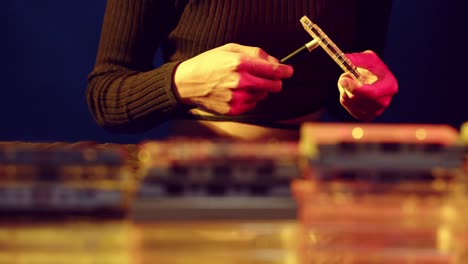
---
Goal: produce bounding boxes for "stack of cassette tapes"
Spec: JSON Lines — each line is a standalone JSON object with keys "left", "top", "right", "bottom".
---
{"left": 132, "top": 139, "right": 301, "bottom": 221}
{"left": 0, "top": 142, "right": 136, "bottom": 217}
{"left": 294, "top": 123, "right": 468, "bottom": 263}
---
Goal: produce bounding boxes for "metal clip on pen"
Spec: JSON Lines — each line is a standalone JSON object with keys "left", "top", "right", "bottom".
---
{"left": 280, "top": 39, "right": 319, "bottom": 64}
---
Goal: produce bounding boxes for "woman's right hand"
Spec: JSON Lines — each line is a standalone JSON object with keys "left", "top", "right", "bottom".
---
{"left": 173, "top": 43, "right": 294, "bottom": 115}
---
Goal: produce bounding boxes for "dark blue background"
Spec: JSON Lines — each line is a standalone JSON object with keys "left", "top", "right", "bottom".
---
{"left": 2, "top": 1, "right": 467, "bottom": 143}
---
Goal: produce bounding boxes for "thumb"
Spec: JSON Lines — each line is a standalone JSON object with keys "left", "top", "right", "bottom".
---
{"left": 338, "top": 75, "right": 359, "bottom": 98}
{"left": 339, "top": 77, "right": 356, "bottom": 93}
{"left": 222, "top": 43, "right": 279, "bottom": 63}
{"left": 339, "top": 78, "right": 350, "bottom": 90}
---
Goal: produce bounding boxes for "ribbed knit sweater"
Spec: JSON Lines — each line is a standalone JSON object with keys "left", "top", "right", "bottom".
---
{"left": 86, "top": 0, "right": 392, "bottom": 134}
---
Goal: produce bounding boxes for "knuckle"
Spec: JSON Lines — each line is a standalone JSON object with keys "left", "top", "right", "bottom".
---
{"left": 368, "top": 89, "right": 379, "bottom": 99}
{"left": 223, "top": 43, "right": 237, "bottom": 50}
{"left": 231, "top": 72, "right": 242, "bottom": 88}
{"left": 228, "top": 91, "right": 239, "bottom": 104}
{"left": 234, "top": 56, "right": 247, "bottom": 71}
{"left": 252, "top": 47, "right": 263, "bottom": 57}
{"left": 218, "top": 103, "right": 231, "bottom": 115}
{"left": 391, "top": 79, "right": 399, "bottom": 94}
{"left": 227, "top": 105, "right": 241, "bottom": 115}
{"left": 272, "top": 80, "right": 283, "bottom": 92}
{"left": 364, "top": 50, "right": 377, "bottom": 57}
{"left": 224, "top": 91, "right": 234, "bottom": 103}
{"left": 376, "top": 100, "right": 387, "bottom": 109}
{"left": 270, "top": 64, "right": 281, "bottom": 75}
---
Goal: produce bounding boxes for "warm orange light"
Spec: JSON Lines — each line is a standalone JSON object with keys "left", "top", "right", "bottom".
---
{"left": 415, "top": 128, "right": 427, "bottom": 141}
{"left": 137, "top": 150, "right": 151, "bottom": 163}
{"left": 351, "top": 127, "right": 364, "bottom": 140}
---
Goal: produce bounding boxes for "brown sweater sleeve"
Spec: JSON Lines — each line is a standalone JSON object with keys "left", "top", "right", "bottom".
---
{"left": 86, "top": 0, "right": 188, "bottom": 134}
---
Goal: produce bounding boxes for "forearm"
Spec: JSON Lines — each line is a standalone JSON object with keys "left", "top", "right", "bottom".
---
{"left": 86, "top": 62, "right": 193, "bottom": 134}
{"left": 86, "top": 0, "right": 189, "bottom": 133}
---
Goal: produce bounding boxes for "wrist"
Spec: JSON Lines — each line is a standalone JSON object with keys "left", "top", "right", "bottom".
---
{"left": 172, "top": 60, "right": 193, "bottom": 105}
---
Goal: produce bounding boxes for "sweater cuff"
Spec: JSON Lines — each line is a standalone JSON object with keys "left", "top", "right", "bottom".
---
{"left": 153, "top": 60, "right": 187, "bottom": 112}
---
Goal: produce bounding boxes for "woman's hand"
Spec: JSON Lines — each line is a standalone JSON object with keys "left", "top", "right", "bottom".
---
{"left": 338, "top": 50, "right": 398, "bottom": 121}
{"left": 173, "top": 43, "right": 294, "bottom": 115}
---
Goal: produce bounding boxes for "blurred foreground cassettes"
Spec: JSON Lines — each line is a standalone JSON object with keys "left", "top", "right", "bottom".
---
{"left": 0, "top": 122, "right": 467, "bottom": 263}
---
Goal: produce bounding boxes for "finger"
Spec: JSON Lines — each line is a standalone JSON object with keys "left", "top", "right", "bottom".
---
{"left": 346, "top": 50, "right": 380, "bottom": 69}
{"left": 354, "top": 77, "right": 398, "bottom": 100}
{"left": 339, "top": 91, "right": 387, "bottom": 121}
{"left": 238, "top": 57, "right": 293, "bottom": 80}
{"left": 338, "top": 74, "right": 377, "bottom": 98}
{"left": 338, "top": 74, "right": 362, "bottom": 94}
{"left": 340, "top": 89, "right": 387, "bottom": 112}
{"left": 340, "top": 95, "right": 375, "bottom": 121}
{"left": 346, "top": 50, "right": 390, "bottom": 77}
{"left": 339, "top": 72, "right": 397, "bottom": 100}
{"left": 231, "top": 90, "right": 268, "bottom": 104}
{"left": 227, "top": 101, "right": 257, "bottom": 115}
{"left": 222, "top": 43, "right": 279, "bottom": 63}
{"left": 195, "top": 99, "right": 231, "bottom": 115}
{"left": 237, "top": 73, "right": 283, "bottom": 93}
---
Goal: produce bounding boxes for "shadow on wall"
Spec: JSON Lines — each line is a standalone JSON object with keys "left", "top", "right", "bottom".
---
{"left": 0, "top": 0, "right": 466, "bottom": 143}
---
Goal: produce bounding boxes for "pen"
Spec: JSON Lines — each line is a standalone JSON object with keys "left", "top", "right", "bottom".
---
{"left": 280, "top": 39, "right": 319, "bottom": 64}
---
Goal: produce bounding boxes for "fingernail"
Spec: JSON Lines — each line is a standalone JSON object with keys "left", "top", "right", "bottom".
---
{"left": 287, "top": 65, "right": 294, "bottom": 76}
{"left": 340, "top": 79, "right": 349, "bottom": 89}
{"left": 268, "top": 56, "right": 279, "bottom": 63}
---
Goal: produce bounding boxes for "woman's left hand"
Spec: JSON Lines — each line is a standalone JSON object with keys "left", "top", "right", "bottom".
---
{"left": 338, "top": 50, "right": 398, "bottom": 121}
